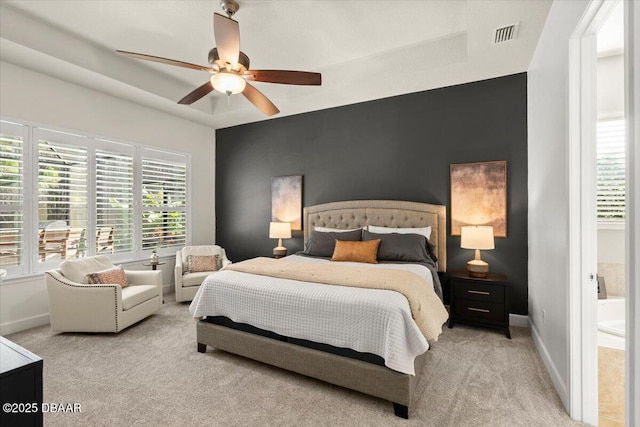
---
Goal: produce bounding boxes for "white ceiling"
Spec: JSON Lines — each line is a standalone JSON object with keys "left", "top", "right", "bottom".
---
{"left": 0, "top": 0, "right": 552, "bottom": 129}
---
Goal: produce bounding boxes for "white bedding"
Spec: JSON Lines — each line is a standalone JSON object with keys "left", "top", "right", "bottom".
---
{"left": 189, "top": 255, "right": 433, "bottom": 375}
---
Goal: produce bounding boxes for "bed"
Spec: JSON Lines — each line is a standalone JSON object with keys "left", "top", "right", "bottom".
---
{"left": 191, "top": 200, "right": 447, "bottom": 418}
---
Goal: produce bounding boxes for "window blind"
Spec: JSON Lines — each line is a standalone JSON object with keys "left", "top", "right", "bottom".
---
{"left": 38, "top": 139, "right": 88, "bottom": 261}
{"left": 141, "top": 157, "right": 187, "bottom": 250}
{"left": 596, "top": 119, "right": 625, "bottom": 220}
{"left": 96, "top": 150, "right": 134, "bottom": 254}
{"left": 0, "top": 124, "right": 24, "bottom": 268}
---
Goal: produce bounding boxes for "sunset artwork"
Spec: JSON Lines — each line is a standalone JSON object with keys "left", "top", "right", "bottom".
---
{"left": 271, "top": 175, "right": 302, "bottom": 231}
{"left": 450, "top": 161, "right": 507, "bottom": 237}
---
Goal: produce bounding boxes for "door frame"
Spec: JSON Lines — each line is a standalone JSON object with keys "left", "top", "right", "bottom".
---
{"left": 568, "top": 0, "right": 639, "bottom": 425}
{"left": 623, "top": 1, "right": 640, "bottom": 424}
{"left": 567, "top": 2, "right": 603, "bottom": 423}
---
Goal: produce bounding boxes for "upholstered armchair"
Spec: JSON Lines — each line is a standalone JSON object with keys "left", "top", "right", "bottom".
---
{"left": 45, "top": 256, "right": 163, "bottom": 333}
{"left": 175, "top": 245, "right": 231, "bottom": 302}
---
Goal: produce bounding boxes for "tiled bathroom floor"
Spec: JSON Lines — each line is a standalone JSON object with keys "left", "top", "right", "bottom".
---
{"left": 599, "top": 346, "right": 625, "bottom": 426}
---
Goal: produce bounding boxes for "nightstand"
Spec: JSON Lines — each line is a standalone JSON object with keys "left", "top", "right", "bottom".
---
{"left": 447, "top": 271, "right": 510, "bottom": 339}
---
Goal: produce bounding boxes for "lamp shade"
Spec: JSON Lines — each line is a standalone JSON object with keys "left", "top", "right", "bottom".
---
{"left": 269, "top": 222, "right": 291, "bottom": 239}
{"left": 210, "top": 71, "right": 246, "bottom": 94}
{"left": 460, "top": 226, "right": 495, "bottom": 250}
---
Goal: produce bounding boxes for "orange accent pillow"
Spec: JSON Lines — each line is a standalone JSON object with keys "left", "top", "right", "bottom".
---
{"left": 331, "top": 239, "right": 380, "bottom": 264}
{"left": 86, "top": 266, "right": 128, "bottom": 288}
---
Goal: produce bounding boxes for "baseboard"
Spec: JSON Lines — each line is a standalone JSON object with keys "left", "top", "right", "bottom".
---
{"left": 529, "top": 321, "right": 569, "bottom": 410}
{"left": 163, "top": 283, "right": 174, "bottom": 294}
{"left": 0, "top": 313, "right": 50, "bottom": 336}
{"left": 509, "top": 313, "right": 529, "bottom": 327}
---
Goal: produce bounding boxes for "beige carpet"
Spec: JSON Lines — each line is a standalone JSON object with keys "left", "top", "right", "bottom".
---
{"left": 7, "top": 296, "right": 582, "bottom": 427}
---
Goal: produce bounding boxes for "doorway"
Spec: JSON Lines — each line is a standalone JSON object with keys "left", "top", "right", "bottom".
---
{"left": 568, "top": 0, "right": 639, "bottom": 425}
{"left": 595, "top": 3, "right": 625, "bottom": 425}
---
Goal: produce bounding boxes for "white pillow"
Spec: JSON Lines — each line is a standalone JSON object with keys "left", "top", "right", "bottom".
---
{"left": 313, "top": 226, "right": 362, "bottom": 233}
{"left": 60, "top": 255, "right": 114, "bottom": 284}
{"left": 367, "top": 225, "right": 432, "bottom": 240}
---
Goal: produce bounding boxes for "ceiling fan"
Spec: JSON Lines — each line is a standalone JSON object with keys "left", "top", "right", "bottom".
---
{"left": 116, "top": 0, "right": 321, "bottom": 117}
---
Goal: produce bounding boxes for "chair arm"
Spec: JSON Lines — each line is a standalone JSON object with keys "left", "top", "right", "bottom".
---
{"left": 125, "top": 269, "right": 161, "bottom": 285}
{"left": 175, "top": 251, "right": 183, "bottom": 288}
{"left": 125, "top": 269, "right": 162, "bottom": 294}
{"left": 45, "top": 270, "right": 121, "bottom": 332}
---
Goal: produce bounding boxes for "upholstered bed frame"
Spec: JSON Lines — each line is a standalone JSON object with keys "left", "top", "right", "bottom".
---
{"left": 303, "top": 199, "right": 446, "bottom": 272}
{"left": 196, "top": 200, "right": 447, "bottom": 418}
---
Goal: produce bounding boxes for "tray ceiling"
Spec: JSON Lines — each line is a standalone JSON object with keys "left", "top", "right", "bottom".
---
{"left": 0, "top": 1, "right": 552, "bottom": 129}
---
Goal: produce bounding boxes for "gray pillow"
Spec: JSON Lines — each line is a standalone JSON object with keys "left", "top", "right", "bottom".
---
{"left": 304, "top": 229, "right": 362, "bottom": 257}
{"left": 362, "top": 230, "right": 433, "bottom": 263}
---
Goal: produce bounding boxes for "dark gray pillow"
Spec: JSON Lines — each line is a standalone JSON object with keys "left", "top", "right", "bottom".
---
{"left": 425, "top": 238, "right": 438, "bottom": 263}
{"left": 304, "top": 229, "right": 362, "bottom": 257}
{"left": 362, "top": 230, "right": 433, "bottom": 263}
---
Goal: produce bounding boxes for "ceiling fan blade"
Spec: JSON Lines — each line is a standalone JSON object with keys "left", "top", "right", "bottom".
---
{"left": 242, "top": 82, "right": 279, "bottom": 116}
{"left": 178, "top": 81, "right": 214, "bottom": 105}
{"left": 246, "top": 70, "right": 322, "bottom": 86}
{"left": 213, "top": 13, "right": 240, "bottom": 69}
{"left": 116, "top": 50, "right": 215, "bottom": 73}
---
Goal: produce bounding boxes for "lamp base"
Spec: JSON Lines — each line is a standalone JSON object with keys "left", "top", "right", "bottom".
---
{"left": 273, "top": 246, "right": 287, "bottom": 257}
{"left": 467, "top": 259, "right": 489, "bottom": 278}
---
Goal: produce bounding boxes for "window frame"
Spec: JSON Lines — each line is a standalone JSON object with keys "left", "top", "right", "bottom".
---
{"left": 0, "top": 121, "right": 31, "bottom": 277}
{"left": 34, "top": 128, "right": 91, "bottom": 273}
{"left": 0, "top": 117, "right": 191, "bottom": 280}
{"left": 140, "top": 148, "right": 190, "bottom": 258}
{"left": 94, "top": 138, "right": 137, "bottom": 263}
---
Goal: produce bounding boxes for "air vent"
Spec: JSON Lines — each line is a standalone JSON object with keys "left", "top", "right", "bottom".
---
{"left": 493, "top": 23, "right": 519, "bottom": 44}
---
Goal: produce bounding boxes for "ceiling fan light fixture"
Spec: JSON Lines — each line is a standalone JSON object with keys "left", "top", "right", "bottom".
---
{"left": 210, "top": 71, "right": 246, "bottom": 95}
{"left": 117, "top": 1, "right": 320, "bottom": 114}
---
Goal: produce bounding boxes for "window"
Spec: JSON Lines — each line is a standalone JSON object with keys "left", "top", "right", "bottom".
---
{"left": 596, "top": 119, "right": 625, "bottom": 221}
{"left": 0, "top": 122, "right": 26, "bottom": 274}
{"left": 37, "top": 135, "right": 88, "bottom": 263}
{"left": 96, "top": 147, "right": 134, "bottom": 255}
{"left": 0, "top": 119, "right": 190, "bottom": 278}
{"left": 141, "top": 153, "right": 187, "bottom": 252}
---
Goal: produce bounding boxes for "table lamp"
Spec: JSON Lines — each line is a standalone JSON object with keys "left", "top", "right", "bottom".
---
{"left": 460, "top": 225, "right": 495, "bottom": 278}
{"left": 269, "top": 222, "right": 291, "bottom": 257}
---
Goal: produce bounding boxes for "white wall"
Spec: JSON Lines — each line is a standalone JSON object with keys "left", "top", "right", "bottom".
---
{"left": 527, "top": 0, "right": 590, "bottom": 412}
{"left": 597, "top": 54, "right": 624, "bottom": 117}
{"left": 598, "top": 228, "right": 626, "bottom": 263}
{"left": 0, "top": 61, "right": 216, "bottom": 335}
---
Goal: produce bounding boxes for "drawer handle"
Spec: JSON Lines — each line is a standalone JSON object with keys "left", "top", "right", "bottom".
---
{"left": 468, "top": 307, "right": 490, "bottom": 313}
{"left": 468, "top": 290, "right": 490, "bottom": 295}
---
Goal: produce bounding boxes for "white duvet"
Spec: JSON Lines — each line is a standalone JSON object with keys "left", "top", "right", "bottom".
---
{"left": 189, "top": 255, "right": 433, "bottom": 375}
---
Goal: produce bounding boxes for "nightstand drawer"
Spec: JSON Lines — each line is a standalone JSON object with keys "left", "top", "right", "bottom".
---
{"left": 455, "top": 281, "right": 504, "bottom": 303}
{"left": 448, "top": 271, "right": 510, "bottom": 338}
{"left": 454, "top": 300, "right": 505, "bottom": 323}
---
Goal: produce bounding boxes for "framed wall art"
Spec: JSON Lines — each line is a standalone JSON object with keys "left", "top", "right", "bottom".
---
{"left": 271, "top": 175, "right": 302, "bottom": 231}
{"left": 450, "top": 161, "right": 507, "bottom": 237}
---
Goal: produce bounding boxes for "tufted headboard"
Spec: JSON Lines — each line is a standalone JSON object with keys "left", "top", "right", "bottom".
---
{"left": 303, "top": 200, "right": 447, "bottom": 272}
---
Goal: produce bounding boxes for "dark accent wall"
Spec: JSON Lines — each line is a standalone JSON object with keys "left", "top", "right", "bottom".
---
{"left": 216, "top": 73, "right": 528, "bottom": 314}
